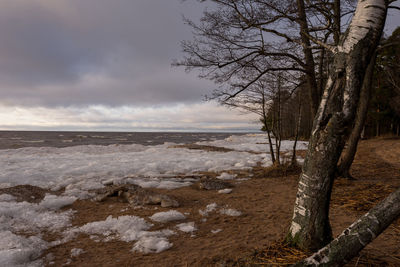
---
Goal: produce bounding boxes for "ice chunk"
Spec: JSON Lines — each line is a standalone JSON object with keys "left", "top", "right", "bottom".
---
{"left": 217, "top": 172, "right": 236, "bottom": 180}
{"left": 40, "top": 194, "right": 76, "bottom": 210}
{"left": 0, "top": 201, "right": 74, "bottom": 233}
{"left": 72, "top": 215, "right": 152, "bottom": 242}
{"left": 199, "top": 203, "right": 218, "bottom": 216}
{"left": 176, "top": 222, "right": 196, "bottom": 233}
{"left": 0, "top": 194, "right": 16, "bottom": 202}
{"left": 149, "top": 210, "right": 186, "bottom": 223}
{"left": 132, "top": 235, "right": 172, "bottom": 254}
{"left": 211, "top": 229, "right": 222, "bottom": 234}
{"left": 70, "top": 248, "right": 84, "bottom": 257}
{"left": 0, "top": 231, "right": 48, "bottom": 267}
{"left": 218, "top": 189, "right": 232, "bottom": 194}
{"left": 219, "top": 208, "right": 242, "bottom": 217}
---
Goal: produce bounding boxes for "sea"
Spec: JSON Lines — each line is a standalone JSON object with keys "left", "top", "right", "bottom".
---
{"left": 0, "top": 131, "right": 246, "bottom": 150}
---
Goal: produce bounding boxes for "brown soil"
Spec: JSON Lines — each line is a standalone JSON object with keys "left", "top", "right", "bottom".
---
{"left": 6, "top": 138, "right": 400, "bottom": 266}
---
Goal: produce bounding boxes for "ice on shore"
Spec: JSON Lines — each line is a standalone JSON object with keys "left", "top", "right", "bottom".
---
{"left": 199, "top": 203, "right": 218, "bottom": 216}
{"left": 0, "top": 134, "right": 308, "bottom": 265}
{"left": 197, "top": 134, "right": 308, "bottom": 153}
{"left": 0, "top": 138, "right": 269, "bottom": 195}
{"left": 40, "top": 194, "right": 76, "bottom": 210}
{"left": 176, "top": 222, "right": 197, "bottom": 233}
{"left": 0, "top": 134, "right": 307, "bottom": 199}
{"left": 132, "top": 234, "right": 172, "bottom": 254}
{"left": 216, "top": 172, "right": 236, "bottom": 180}
{"left": 64, "top": 215, "right": 175, "bottom": 254}
{"left": 219, "top": 208, "right": 242, "bottom": 217}
{"left": 0, "top": 194, "right": 16, "bottom": 202}
{"left": 149, "top": 210, "right": 186, "bottom": 223}
{"left": 218, "top": 188, "right": 233, "bottom": 194}
{"left": 0, "top": 197, "right": 74, "bottom": 234}
{"left": 0, "top": 194, "right": 76, "bottom": 266}
{"left": 70, "top": 248, "right": 84, "bottom": 257}
{"left": 0, "top": 231, "right": 47, "bottom": 267}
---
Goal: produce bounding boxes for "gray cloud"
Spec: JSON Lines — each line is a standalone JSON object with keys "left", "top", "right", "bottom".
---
{"left": 0, "top": 0, "right": 213, "bottom": 107}
{"left": 0, "top": 0, "right": 397, "bottom": 110}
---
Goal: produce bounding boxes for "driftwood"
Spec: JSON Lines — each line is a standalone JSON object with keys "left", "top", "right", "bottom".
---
{"left": 197, "top": 179, "right": 233, "bottom": 190}
{"left": 93, "top": 184, "right": 179, "bottom": 208}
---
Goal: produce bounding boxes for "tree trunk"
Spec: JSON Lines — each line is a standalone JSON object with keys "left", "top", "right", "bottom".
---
{"left": 262, "top": 92, "right": 276, "bottom": 163}
{"left": 337, "top": 54, "right": 376, "bottom": 179}
{"left": 296, "top": 0, "right": 320, "bottom": 118}
{"left": 294, "top": 186, "right": 400, "bottom": 266}
{"left": 287, "top": 0, "right": 388, "bottom": 251}
{"left": 291, "top": 99, "right": 302, "bottom": 166}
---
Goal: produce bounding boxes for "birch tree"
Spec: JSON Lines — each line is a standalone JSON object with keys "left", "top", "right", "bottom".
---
{"left": 287, "top": 0, "right": 391, "bottom": 250}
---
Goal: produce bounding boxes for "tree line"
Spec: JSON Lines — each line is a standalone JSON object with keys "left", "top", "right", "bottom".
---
{"left": 177, "top": 0, "right": 400, "bottom": 264}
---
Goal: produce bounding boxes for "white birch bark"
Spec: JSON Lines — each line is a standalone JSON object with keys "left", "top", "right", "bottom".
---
{"left": 287, "top": 0, "right": 389, "bottom": 250}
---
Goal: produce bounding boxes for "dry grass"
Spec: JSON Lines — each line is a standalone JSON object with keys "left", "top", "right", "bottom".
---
{"left": 332, "top": 180, "right": 396, "bottom": 212}
{"left": 245, "top": 241, "right": 310, "bottom": 266}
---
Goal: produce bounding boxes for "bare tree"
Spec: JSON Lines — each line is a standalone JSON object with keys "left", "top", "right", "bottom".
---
{"left": 221, "top": 73, "right": 293, "bottom": 165}
{"left": 176, "top": 0, "right": 353, "bottom": 118}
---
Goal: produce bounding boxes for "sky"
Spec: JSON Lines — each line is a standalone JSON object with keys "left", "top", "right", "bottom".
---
{"left": 0, "top": 0, "right": 398, "bottom": 132}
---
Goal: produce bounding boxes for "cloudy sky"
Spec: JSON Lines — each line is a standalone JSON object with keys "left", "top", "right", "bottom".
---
{"left": 0, "top": 0, "right": 398, "bottom": 132}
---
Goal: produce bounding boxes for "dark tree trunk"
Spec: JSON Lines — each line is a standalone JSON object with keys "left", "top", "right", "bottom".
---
{"left": 287, "top": 0, "right": 388, "bottom": 251}
{"left": 296, "top": 0, "right": 320, "bottom": 118}
{"left": 294, "top": 186, "right": 400, "bottom": 266}
{"left": 291, "top": 100, "right": 302, "bottom": 166}
{"left": 261, "top": 91, "right": 276, "bottom": 164}
{"left": 337, "top": 54, "right": 376, "bottom": 179}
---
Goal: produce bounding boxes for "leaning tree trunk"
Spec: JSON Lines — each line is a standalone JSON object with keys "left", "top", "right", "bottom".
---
{"left": 337, "top": 54, "right": 376, "bottom": 179}
{"left": 294, "top": 186, "right": 400, "bottom": 266}
{"left": 287, "top": 0, "right": 388, "bottom": 251}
